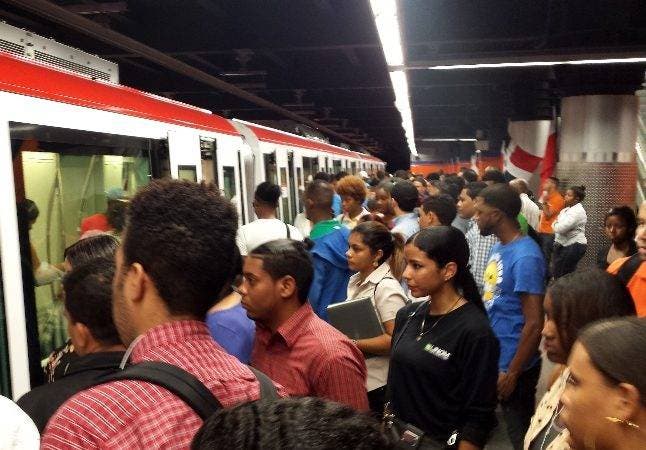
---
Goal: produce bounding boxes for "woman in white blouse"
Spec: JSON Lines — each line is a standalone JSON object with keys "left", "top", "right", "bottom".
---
{"left": 345, "top": 220, "right": 408, "bottom": 414}
{"left": 552, "top": 185, "right": 587, "bottom": 279}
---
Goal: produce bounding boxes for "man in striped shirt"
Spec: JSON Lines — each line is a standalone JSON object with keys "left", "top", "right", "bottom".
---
{"left": 241, "top": 239, "right": 369, "bottom": 411}
{"left": 42, "top": 180, "right": 282, "bottom": 449}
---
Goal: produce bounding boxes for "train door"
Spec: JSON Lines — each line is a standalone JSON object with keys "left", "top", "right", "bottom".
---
{"left": 293, "top": 153, "right": 305, "bottom": 214}
{"left": 351, "top": 161, "right": 357, "bottom": 175}
{"left": 216, "top": 142, "right": 244, "bottom": 226}
{"left": 5, "top": 122, "right": 169, "bottom": 395}
{"left": 0, "top": 248, "right": 11, "bottom": 398}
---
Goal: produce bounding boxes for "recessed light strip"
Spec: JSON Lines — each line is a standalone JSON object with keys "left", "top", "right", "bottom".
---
{"left": 370, "top": 0, "right": 417, "bottom": 156}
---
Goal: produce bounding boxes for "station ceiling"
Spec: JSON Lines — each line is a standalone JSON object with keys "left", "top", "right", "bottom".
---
{"left": 1, "top": 0, "right": 646, "bottom": 168}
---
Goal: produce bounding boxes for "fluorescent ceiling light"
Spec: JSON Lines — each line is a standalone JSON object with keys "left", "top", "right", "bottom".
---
{"left": 425, "top": 57, "right": 646, "bottom": 70}
{"left": 370, "top": 1, "right": 417, "bottom": 156}
{"left": 419, "top": 138, "right": 477, "bottom": 142}
{"left": 389, "top": 70, "right": 418, "bottom": 156}
{"left": 369, "top": 0, "right": 404, "bottom": 66}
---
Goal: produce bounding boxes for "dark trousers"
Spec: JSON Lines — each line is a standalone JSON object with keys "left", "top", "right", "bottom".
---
{"left": 552, "top": 243, "right": 587, "bottom": 279}
{"left": 538, "top": 233, "right": 555, "bottom": 279}
{"left": 500, "top": 362, "right": 541, "bottom": 450}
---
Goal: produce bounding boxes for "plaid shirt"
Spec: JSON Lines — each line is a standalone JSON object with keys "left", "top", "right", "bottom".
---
{"left": 42, "top": 320, "right": 281, "bottom": 449}
{"left": 252, "top": 302, "right": 369, "bottom": 410}
{"left": 465, "top": 219, "right": 498, "bottom": 294}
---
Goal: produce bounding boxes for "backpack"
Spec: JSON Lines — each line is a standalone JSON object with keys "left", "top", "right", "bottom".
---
{"left": 96, "top": 361, "right": 278, "bottom": 420}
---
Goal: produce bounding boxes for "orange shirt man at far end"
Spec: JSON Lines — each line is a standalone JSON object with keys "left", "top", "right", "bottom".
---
{"left": 607, "top": 200, "right": 646, "bottom": 317}
{"left": 538, "top": 177, "right": 565, "bottom": 234}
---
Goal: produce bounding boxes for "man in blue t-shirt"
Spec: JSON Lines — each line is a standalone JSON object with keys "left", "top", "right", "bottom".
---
{"left": 475, "top": 183, "right": 545, "bottom": 450}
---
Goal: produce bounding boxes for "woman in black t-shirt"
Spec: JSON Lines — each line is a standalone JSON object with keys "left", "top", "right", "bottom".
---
{"left": 386, "top": 226, "right": 499, "bottom": 449}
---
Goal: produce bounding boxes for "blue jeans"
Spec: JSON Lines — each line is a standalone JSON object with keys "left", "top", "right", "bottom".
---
{"left": 500, "top": 362, "right": 541, "bottom": 450}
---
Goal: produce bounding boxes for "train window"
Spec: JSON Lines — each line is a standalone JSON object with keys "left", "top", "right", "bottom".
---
{"left": 351, "top": 162, "right": 357, "bottom": 174}
{"left": 10, "top": 122, "right": 168, "bottom": 379}
{"left": 333, "top": 160, "right": 342, "bottom": 174}
{"left": 222, "top": 166, "right": 236, "bottom": 200}
{"left": 200, "top": 137, "right": 218, "bottom": 186}
{"left": 264, "top": 153, "right": 278, "bottom": 185}
{"left": 0, "top": 261, "right": 10, "bottom": 397}
{"left": 178, "top": 165, "right": 197, "bottom": 182}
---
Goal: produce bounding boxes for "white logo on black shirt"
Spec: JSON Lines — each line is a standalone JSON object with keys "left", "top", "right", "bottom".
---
{"left": 423, "top": 343, "right": 451, "bottom": 360}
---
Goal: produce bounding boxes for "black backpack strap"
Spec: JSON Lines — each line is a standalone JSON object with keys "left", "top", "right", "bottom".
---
{"left": 285, "top": 222, "right": 291, "bottom": 239}
{"left": 101, "top": 361, "right": 221, "bottom": 420}
{"left": 248, "top": 366, "right": 279, "bottom": 401}
{"left": 616, "top": 254, "right": 642, "bottom": 286}
{"left": 97, "top": 361, "right": 279, "bottom": 420}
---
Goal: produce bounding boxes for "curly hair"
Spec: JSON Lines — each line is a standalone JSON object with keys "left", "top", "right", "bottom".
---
{"left": 122, "top": 179, "right": 238, "bottom": 318}
{"left": 336, "top": 175, "right": 368, "bottom": 203}
{"left": 191, "top": 397, "right": 395, "bottom": 450}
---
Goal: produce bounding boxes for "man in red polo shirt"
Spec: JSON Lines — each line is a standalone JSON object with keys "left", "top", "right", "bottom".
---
{"left": 42, "top": 180, "right": 280, "bottom": 449}
{"left": 241, "top": 239, "right": 369, "bottom": 410}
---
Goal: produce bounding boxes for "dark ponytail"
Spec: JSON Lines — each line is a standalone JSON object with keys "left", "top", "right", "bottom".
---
{"left": 569, "top": 185, "right": 586, "bottom": 203}
{"left": 352, "top": 221, "right": 405, "bottom": 280}
{"left": 408, "top": 227, "right": 485, "bottom": 312}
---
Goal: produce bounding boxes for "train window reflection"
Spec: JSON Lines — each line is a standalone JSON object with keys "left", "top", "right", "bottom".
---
{"left": 222, "top": 166, "right": 236, "bottom": 200}
{"left": 10, "top": 122, "right": 169, "bottom": 383}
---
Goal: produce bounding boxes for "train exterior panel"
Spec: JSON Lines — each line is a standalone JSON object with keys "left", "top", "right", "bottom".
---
{"left": 0, "top": 51, "right": 383, "bottom": 398}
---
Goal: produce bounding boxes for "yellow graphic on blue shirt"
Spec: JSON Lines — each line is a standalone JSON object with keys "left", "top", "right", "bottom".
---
{"left": 482, "top": 253, "right": 503, "bottom": 308}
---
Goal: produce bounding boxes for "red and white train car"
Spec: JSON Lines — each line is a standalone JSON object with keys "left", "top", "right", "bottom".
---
{"left": 0, "top": 51, "right": 384, "bottom": 398}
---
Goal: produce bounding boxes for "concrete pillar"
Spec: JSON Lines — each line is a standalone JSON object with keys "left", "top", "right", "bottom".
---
{"left": 556, "top": 94, "right": 639, "bottom": 268}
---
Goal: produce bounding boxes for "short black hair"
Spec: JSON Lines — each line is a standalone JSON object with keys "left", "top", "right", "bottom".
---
{"left": 426, "top": 172, "right": 440, "bottom": 181}
{"left": 24, "top": 199, "right": 39, "bottom": 222}
{"left": 548, "top": 269, "right": 635, "bottom": 357}
{"left": 567, "top": 185, "right": 586, "bottom": 202}
{"left": 123, "top": 179, "right": 238, "bottom": 318}
{"left": 313, "top": 172, "right": 330, "bottom": 182}
{"left": 463, "top": 181, "right": 488, "bottom": 200}
{"left": 64, "top": 234, "right": 119, "bottom": 268}
{"left": 249, "top": 239, "right": 314, "bottom": 303}
{"left": 605, "top": 206, "right": 637, "bottom": 237}
{"left": 394, "top": 169, "right": 410, "bottom": 179}
{"left": 191, "top": 397, "right": 395, "bottom": 450}
{"left": 63, "top": 257, "right": 120, "bottom": 345}
{"left": 254, "top": 181, "right": 281, "bottom": 208}
{"left": 478, "top": 183, "right": 522, "bottom": 220}
{"left": 305, "top": 180, "right": 334, "bottom": 210}
{"left": 335, "top": 171, "right": 349, "bottom": 181}
{"left": 390, "top": 180, "right": 418, "bottom": 212}
{"left": 422, "top": 194, "right": 457, "bottom": 226}
{"left": 481, "top": 169, "right": 506, "bottom": 184}
{"left": 460, "top": 168, "right": 478, "bottom": 183}
{"left": 548, "top": 176, "right": 560, "bottom": 185}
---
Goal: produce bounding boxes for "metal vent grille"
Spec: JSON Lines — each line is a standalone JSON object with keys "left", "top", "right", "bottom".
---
{"left": 0, "top": 38, "right": 24, "bottom": 56}
{"left": 34, "top": 50, "right": 111, "bottom": 82}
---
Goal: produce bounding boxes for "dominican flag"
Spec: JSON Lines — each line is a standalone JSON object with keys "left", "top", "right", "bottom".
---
{"left": 503, "top": 120, "right": 557, "bottom": 188}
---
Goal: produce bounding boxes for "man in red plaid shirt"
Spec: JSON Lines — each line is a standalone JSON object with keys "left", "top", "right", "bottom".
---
{"left": 42, "top": 180, "right": 282, "bottom": 449}
{"left": 241, "top": 239, "right": 368, "bottom": 411}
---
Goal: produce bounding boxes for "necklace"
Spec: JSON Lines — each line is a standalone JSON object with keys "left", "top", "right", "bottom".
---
{"left": 539, "top": 403, "right": 564, "bottom": 450}
{"left": 416, "top": 296, "right": 463, "bottom": 341}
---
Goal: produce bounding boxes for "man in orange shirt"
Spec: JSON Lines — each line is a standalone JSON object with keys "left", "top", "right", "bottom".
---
{"left": 537, "top": 177, "right": 565, "bottom": 278}
{"left": 607, "top": 201, "right": 646, "bottom": 316}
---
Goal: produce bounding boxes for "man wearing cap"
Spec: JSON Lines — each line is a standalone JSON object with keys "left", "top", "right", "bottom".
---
{"left": 80, "top": 188, "right": 128, "bottom": 236}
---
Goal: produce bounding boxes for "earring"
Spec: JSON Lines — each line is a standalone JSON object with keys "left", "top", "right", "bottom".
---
{"left": 605, "top": 417, "right": 640, "bottom": 429}
{"left": 373, "top": 261, "right": 379, "bottom": 268}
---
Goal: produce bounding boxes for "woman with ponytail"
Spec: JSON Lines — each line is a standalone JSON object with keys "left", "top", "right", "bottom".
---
{"left": 345, "top": 221, "right": 408, "bottom": 414}
{"left": 385, "top": 226, "right": 499, "bottom": 450}
{"left": 552, "top": 185, "right": 587, "bottom": 279}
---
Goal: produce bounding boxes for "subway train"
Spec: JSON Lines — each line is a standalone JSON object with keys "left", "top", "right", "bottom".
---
{"left": 0, "top": 51, "right": 384, "bottom": 398}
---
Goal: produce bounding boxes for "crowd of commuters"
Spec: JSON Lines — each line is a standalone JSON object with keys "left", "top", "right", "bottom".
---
{"left": 3, "top": 165, "right": 646, "bottom": 450}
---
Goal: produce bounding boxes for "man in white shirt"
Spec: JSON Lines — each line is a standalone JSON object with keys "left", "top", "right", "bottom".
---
{"left": 237, "top": 182, "right": 303, "bottom": 256}
{"left": 510, "top": 178, "right": 540, "bottom": 231}
{"left": 0, "top": 395, "right": 39, "bottom": 449}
